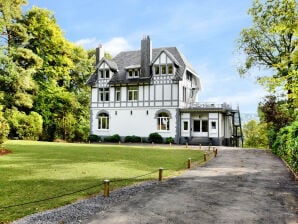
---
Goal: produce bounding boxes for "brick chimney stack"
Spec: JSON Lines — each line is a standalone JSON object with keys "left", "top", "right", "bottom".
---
{"left": 96, "top": 44, "right": 104, "bottom": 65}
{"left": 140, "top": 35, "right": 152, "bottom": 77}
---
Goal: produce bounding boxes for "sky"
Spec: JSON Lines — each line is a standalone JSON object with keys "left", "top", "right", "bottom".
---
{"left": 24, "top": 0, "right": 267, "bottom": 113}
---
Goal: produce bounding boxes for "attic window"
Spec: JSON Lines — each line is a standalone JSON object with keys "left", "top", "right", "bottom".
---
{"left": 99, "top": 69, "right": 110, "bottom": 79}
{"left": 161, "top": 65, "right": 166, "bottom": 74}
{"left": 168, "top": 64, "right": 173, "bottom": 74}
{"left": 127, "top": 69, "right": 140, "bottom": 78}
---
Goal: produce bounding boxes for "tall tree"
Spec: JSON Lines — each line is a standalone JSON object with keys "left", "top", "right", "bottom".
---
{"left": 21, "top": 7, "right": 92, "bottom": 141}
{"left": 237, "top": 0, "right": 298, "bottom": 111}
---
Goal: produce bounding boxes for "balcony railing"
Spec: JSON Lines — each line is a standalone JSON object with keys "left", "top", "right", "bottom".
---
{"left": 182, "top": 102, "right": 232, "bottom": 110}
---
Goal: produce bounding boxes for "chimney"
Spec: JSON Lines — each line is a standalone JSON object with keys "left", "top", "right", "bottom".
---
{"left": 96, "top": 44, "right": 104, "bottom": 65}
{"left": 140, "top": 35, "right": 152, "bottom": 77}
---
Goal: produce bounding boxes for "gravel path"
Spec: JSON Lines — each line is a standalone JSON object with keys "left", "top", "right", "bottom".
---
{"left": 14, "top": 148, "right": 298, "bottom": 224}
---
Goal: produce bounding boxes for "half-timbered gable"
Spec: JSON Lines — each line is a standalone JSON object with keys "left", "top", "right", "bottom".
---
{"left": 86, "top": 36, "right": 243, "bottom": 146}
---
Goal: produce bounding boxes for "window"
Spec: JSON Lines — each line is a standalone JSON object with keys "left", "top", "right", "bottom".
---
{"left": 155, "top": 65, "right": 159, "bottom": 75}
{"left": 98, "top": 113, "right": 109, "bottom": 130}
{"left": 211, "top": 121, "right": 216, "bottom": 129}
{"left": 186, "top": 72, "right": 192, "bottom": 81}
{"left": 193, "top": 120, "right": 208, "bottom": 132}
{"left": 168, "top": 64, "right": 173, "bottom": 74}
{"left": 127, "top": 69, "right": 140, "bottom": 78}
{"left": 128, "top": 86, "right": 138, "bottom": 101}
{"left": 99, "top": 88, "right": 109, "bottom": 101}
{"left": 115, "top": 87, "right": 121, "bottom": 101}
{"left": 183, "top": 121, "right": 188, "bottom": 131}
{"left": 202, "top": 120, "right": 208, "bottom": 132}
{"left": 161, "top": 65, "right": 166, "bottom": 74}
{"left": 99, "top": 69, "right": 110, "bottom": 79}
{"left": 157, "top": 112, "right": 170, "bottom": 131}
{"left": 193, "top": 120, "right": 200, "bottom": 132}
{"left": 183, "top": 87, "right": 187, "bottom": 102}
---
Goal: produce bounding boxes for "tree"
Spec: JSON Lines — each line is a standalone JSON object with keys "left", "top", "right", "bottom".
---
{"left": 21, "top": 7, "right": 93, "bottom": 141}
{"left": 243, "top": 119, "right": 269, "bottom": 148}
{"left": 237, "top": 0, "right": 298, "bottom": 111}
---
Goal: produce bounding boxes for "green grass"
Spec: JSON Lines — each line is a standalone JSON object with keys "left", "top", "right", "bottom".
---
{"left": 0, "top": 140, "right": 205, "bottom": 222}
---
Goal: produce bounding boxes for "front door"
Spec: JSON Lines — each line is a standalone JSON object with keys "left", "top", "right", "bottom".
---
{"left": 192, "top": 119, "right": 208, "bottom": 137}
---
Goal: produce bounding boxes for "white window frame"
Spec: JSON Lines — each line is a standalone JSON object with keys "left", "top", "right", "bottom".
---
{"left": 115, "top": 87, "right": 121, "bottom": 102}
{"left": 128, "top": 86, "right": 138, "bottom": 101}
{"left": 99, "top": 88, "right": 109, "bottom": 102}
{"left": 157, "top": 112, "right": 170, "bottom": 131}
{"left": 99, "top": 69, "right": 110, "bottom": 79}
{"left": 127, "top": 69, "right": 140, "bottom": 78}
{"left": 98, "top": 113, "right": 109, "bottom": 130}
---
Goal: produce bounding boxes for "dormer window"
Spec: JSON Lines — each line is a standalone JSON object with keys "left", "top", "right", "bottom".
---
{"left": 127, "top": 68, "right": 140, "bottom": 78}
{"left": 168, "top": 64, "right": 173, "bottom": 74}
{"left": 99, "top": 69, "right": 110, "bottom": 79}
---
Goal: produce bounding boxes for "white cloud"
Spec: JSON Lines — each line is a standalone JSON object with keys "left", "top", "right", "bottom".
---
{"left": 75, "top": 38, "right": 98, "bottom": 49}
{"left": 103, "top": 37, "right": 132, "bottom": 56}
{"left": 75, "top": 37, "right": 132, "bottom": 56}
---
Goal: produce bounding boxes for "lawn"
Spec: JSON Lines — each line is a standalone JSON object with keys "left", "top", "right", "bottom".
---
{"left": 0, "top": 140, "right": 205, "bottom": 222}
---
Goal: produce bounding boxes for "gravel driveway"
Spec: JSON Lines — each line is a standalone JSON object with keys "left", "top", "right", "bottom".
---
{"left": 15, "top": 148, "right": 298, "bottom": 224}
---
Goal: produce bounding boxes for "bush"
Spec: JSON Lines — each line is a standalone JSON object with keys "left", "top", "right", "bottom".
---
{"left": 272, "top": 121, "right": 298, "bottom": 172}
{"left": 166, "top": 137, "right": 175, "bottom": 144}
{"left": 104, "top": 134, "right": 120, "bottom": 143}
{"left": 5, "top": 109, "right": 43, "bottom": 140}
{"left": 0, "top": 114, "right": 10, "bottom": 144}
{"left": 124, "top": 135, "right": 142, "bottom": 143}
{"left": 148, "top": 132, "right": 163, "bottom": 143}
{"left": 88, "top": 134, "right": 101, "bottom": 143}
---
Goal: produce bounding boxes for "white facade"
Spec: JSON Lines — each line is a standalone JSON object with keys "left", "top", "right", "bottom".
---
{"left": 87, "top": 36, "right": 242, "bottom": 146}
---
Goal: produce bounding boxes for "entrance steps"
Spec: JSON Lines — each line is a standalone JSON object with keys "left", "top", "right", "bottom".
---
{"left": 189, "top": 137, "right": 211, "bottom": 146}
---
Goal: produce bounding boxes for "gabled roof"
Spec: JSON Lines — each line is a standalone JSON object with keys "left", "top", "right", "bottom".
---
{"left": 109, "top": 47, "right": 195, "bottom": 85}
{"left": 86, "top": 46, "right": 199, "bottom": 86}
{"left": 86, "top": 58, "right": 118, "bottom": 85}
{"left": 95, "top": 58, "right": 118, "bottom": 72}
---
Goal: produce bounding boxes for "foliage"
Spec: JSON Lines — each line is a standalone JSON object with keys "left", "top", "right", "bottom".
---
{"left": 0, "top": 140, "right": 204, "bottom": 222}
{"left": 165, "top": 137, "right": 175, "bottom": 144}
{"left": 272, "top": 121, "right": 298, "bottom": 172}
{"left": 148, "top": 132, "right": 163, "bottom": 143}
{"left": 237, "top": 0, "right": 298, "bottom": 111}
{"left": 87, "top": 134, "right": 101, "bottom": 143}
{"left": 124, "top": 135, "right": 142, "bottom": 143}
{"left": 104, "top": 134, "right": 121, "bottom": 143}
{"left": 243, "top": 120, "right": 268, "bottom": 148}
{"left": 5, "top": 109, "right": 43, "bottom": 140}
{"left": 0, "top": 113, "right": 10, "bottom": 144}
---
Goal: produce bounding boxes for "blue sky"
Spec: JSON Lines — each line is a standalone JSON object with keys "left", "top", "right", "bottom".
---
{"left": 25, "top": 0, "right": 267, "bottom": 113}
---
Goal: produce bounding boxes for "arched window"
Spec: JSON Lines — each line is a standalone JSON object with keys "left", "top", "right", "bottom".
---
{"left": 98, "top": 113, "right": 109, "bottom": 130}
{"left": 157, "top": 112, "right": 170, "bottom": 131}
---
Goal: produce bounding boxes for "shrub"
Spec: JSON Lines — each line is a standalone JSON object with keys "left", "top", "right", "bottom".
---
{"left": 104, "top": 134, "right": 120, "bottom": 143}
{"left": 272, "top": 121, "right": 298, "bottom": 172}
{"left": 0, "top": 114, "right": 10, "bottom": 144}
{"left": 124, "top": 135, "right": 142, "bottom": 143}
{"left": 166, "top": 137, "right": 175, "bottom": 144}
{"left": 148, "top": 132, "right": 163, "bottom": 143}
{"left": 5, "top": 109, "right": 43, "bottom": 140}
{"left": 88, "top": 134, "right": 101, "bottom": 143}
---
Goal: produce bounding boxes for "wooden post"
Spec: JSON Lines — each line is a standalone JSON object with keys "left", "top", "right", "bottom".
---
{"left": 204, "top": 153, "right": 207, "bottom": 162}
{"left": 208, "top": 144, "right": 211, "bottom": 151}
{"left": 159, "top": 168, "right": 163, "bottom": 181}
{"left": 186, "top": 142, "right": 188, "bottom": 148}
{"left": 103, "top": 180, "right": 110, "bottom": 197}
{"left": 214, "top": 148, "right": 218, "bottom": 157}
{"left": 188, "top": 158, "right": 191, "bottom": 168}
{"left": 199, "top": 144, "right": 201, "bottom": 150}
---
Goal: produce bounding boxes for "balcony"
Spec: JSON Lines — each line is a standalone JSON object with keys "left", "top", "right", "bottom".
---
{"left": 182, "top": 102, "right": 232, "bottom": 110}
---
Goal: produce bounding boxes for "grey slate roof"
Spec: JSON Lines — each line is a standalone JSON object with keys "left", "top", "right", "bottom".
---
{"left": 86, "top": 47, "right": 198, "bottom": 86}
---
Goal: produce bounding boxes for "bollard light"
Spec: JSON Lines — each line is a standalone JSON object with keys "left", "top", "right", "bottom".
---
{"left": 103, "top": 180, "right": 110, "bottom": 197}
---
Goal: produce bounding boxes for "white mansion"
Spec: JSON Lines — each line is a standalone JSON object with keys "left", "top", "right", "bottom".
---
{"left": 86, "top": 36, "right": 242, "bottom": 146}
